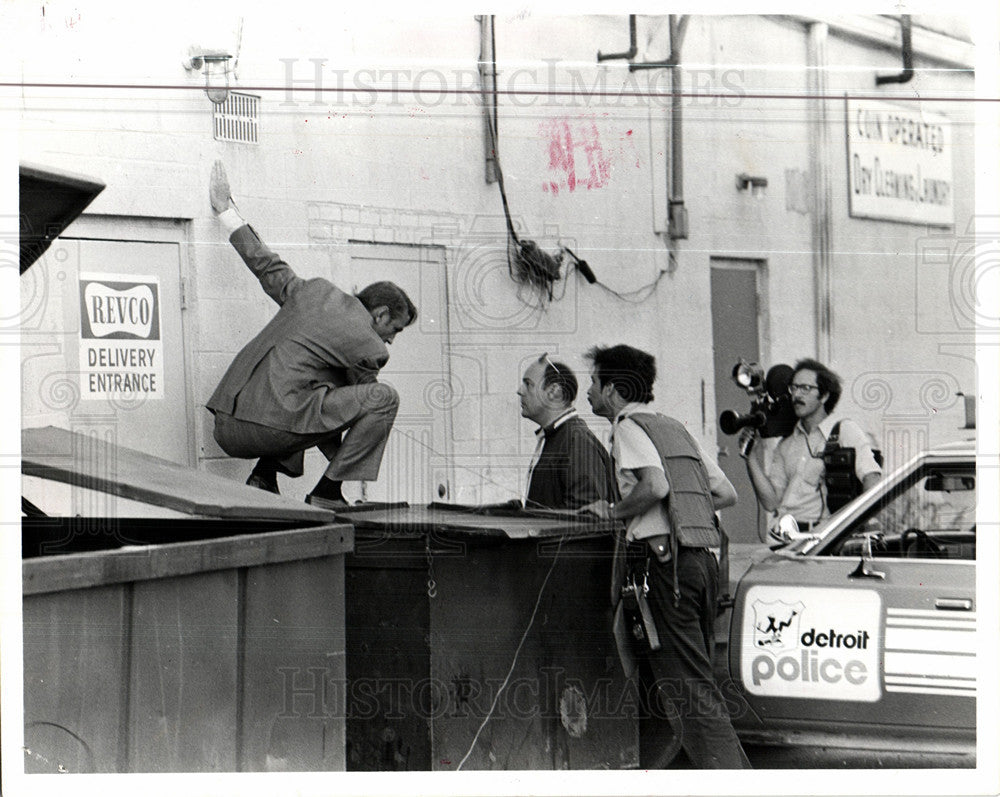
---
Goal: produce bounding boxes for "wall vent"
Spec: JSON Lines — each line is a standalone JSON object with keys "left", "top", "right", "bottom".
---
{"left": 213, "top": 92, "right": 260, "bottom": 144}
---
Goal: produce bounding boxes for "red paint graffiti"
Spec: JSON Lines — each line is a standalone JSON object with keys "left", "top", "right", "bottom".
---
{"left": 540, "top": 119, "right": 611, "bottom": 193}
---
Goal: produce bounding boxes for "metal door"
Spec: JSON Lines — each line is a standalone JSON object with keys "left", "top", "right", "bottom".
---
{"left": 21, "top": 218, "right": 193, "bottom": 470}
{"left": 710, "top": 260, "right": 766, "bottom": 543}
{"left": 347, "top": 242, "right": 453, "bottom": 505}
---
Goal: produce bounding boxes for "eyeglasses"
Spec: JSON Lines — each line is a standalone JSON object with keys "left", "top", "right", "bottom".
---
{"left": 788, "top": 383, "right": 820, "bottom": 395}
{"left": 539, "top": 352, "right": 562, "bottom": 378}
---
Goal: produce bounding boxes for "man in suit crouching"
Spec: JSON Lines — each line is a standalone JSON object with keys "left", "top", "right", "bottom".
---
{"left": 205, "top": 161, "right": 416, "bottom": 508}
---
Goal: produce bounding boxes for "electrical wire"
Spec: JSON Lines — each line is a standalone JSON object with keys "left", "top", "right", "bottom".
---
{"left": 484, "top": 18, "right": 670, "bottom": 308}
{"left": 560, "top": 246, "right": 668, "bottom": 305}
{"left": 483, "top": 17, "right": 565, "bottom": 303}
{"left": 455, "top": 532, "right": 567, "bottom": 770}
{"left": 485, "top": 16, "right": 664, "bottom": 308}
{"left": 389, "top": 426, "right": 523, "bottom": 501}
{"left": 232, "top": 18, "right": 244, "bottom": 76}
{"left": 589, "top": 268, "right": 667, "bottom": 304}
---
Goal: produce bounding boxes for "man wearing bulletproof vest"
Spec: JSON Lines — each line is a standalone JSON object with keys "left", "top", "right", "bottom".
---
{"left": 742, "top": 358, "right": 881, "bottom": 530}
{"left": 580, "top": 344, "right": 750, "bottom": 769}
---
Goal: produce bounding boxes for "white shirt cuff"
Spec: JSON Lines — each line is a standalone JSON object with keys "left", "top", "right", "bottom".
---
{"left": 218, "top": 208, "right": 246, "bottom": 236}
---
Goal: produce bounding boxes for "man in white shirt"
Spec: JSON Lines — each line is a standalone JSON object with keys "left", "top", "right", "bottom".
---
{"left": 743, "top": 358, "right": 881, "bottom": 529}
{"left": 580, "top": 344, "right": 749, "bottom": 769}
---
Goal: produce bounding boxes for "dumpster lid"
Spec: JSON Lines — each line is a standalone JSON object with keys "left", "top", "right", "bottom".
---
{"left": 19, "top": 162, "right": 106, "bottom": 273}
{"left": 22, "top": 426, "right": 336, "bottom": 522}
{"left": 336, "top": 504, "right": 616, "bottom": 540}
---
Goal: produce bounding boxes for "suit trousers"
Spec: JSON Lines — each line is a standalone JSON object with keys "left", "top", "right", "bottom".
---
{"left": 212, "top": 381, "right": 398, "bottom": 481}
{"left": 642, "top": 546, "right": 751, "bottom": 769}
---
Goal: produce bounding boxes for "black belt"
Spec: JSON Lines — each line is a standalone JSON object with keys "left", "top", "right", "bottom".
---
{"left": 622, "top": 538, "right": 712, "bottom": 613}
{"left": 624, "top": 538, "right": 708, "bottom": 560}
{"left": 624, "top": 539, "right": 648, "bottom": 566}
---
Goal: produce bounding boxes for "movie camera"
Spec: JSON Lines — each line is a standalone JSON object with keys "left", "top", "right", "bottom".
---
{"left": 719, "top": 359, "right": 797, "bottom": 456}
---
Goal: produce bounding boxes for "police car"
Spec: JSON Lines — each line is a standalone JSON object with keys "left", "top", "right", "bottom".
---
{"left": 725, "top": 442, "right": 977, "bottom": 765}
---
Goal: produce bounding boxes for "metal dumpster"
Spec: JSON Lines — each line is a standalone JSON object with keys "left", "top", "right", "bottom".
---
{"left": 21, "top": 426, "right": 354, "bottom": 773}
{"left": 337, "top": 504, "right": 638, "bottom": 771}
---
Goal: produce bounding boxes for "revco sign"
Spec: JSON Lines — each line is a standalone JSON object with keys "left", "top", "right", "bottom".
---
{"left": 79, "top": 273, "right": 165, "bottom": 399}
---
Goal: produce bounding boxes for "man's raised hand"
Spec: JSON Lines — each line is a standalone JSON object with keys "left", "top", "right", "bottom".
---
{"left": 210, "top": 160, "right": 233, "bottom": 213}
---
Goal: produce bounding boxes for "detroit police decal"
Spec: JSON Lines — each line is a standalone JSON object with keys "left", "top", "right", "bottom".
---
{"left": 741, "top": 586, "right": 882, "bottom": 701}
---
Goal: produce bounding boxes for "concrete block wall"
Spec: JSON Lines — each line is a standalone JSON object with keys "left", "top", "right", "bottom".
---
{"left": 15, "top": 8, "right": 977, "bottom": 499}
{"left": 819, "top": 25, "right": 977, "bottom": 466}
{"left": 648, "top": 14, "right": 977, "bottom": 469}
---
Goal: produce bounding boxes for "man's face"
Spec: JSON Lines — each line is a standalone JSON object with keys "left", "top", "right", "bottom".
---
{"left": 517, "top": 360, "right": 557, "bottom": 424}
{"left": 371, "top": 307, "right": 407, "bottom": 344}
{"left": 789, "top": 368, "right": 827, "bottom": 419}
{"left": 586, "top": 372, "right": 612, "bottom": 419}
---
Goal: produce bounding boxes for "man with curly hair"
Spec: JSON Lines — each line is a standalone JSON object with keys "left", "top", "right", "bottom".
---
{"left": 581, "top": 343, "right": 749, "bottom": 769}
{"left": 742, "top": 358, "right": 881, "bottom": 529}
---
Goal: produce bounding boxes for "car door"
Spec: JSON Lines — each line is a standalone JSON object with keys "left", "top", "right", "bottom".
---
{"left": 729, "top": 454, "right": 976, "bottom": 748}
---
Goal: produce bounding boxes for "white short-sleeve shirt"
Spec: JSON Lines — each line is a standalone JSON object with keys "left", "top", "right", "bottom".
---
{"left": 769, "top": 414, "right": 881, "bottom": 522}
{"left": 612, "top": 403, "right": 730, "bottom": 542}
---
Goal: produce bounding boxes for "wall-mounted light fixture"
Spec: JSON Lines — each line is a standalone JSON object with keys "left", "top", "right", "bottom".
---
{"left": 183, "top": 47, "right": 233, "bottom": 105}
{"left": 736, "top": 173, "right": 768, "bottom": 199}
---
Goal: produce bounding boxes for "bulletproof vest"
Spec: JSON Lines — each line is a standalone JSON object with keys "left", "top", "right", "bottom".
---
{"left": 626, "top": 412, "right": 721, "bottom": 547}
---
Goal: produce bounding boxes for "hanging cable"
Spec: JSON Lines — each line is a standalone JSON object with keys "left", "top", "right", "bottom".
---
{"left": 483, "top": 17, "right": 667, "bottom": 307}
{"left": 561, "top": 246, "right": 668, "bottom": 304}
{"left": 483, "top": 17, "right": 563, "bottom": 302}
{"left": 455, "top": 533, "right": 567, "bottom": 770}
{"left": 232, "top": 18, "right": 244, "bottom": 76}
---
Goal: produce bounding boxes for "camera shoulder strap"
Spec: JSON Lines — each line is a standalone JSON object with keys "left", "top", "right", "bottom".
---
{"left": 825, "top": 420, "right": 843, "bottom": 450}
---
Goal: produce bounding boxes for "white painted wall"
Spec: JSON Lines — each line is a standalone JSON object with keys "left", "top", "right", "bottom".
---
{"left": 14, "top": 7, "right": 978, "bottom": 509}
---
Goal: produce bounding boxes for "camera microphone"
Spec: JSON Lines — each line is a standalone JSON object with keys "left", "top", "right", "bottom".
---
{"left": 765, "top": 364, "right": 793, "bottom": 397}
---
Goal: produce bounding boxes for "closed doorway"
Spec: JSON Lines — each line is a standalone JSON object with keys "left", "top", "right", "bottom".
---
{"left": 21, "top": 216, "right": 195, "bottom": 475}
{"left": 346, "top": 242, "right": 453, "bottom": 505}
{"left": 710, "top": 259, "right": 768, "bottom": 544}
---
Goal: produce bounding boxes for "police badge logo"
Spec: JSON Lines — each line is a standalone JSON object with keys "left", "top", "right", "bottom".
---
{"left": 752, "top": 599, "right": 805, "bottom": 652}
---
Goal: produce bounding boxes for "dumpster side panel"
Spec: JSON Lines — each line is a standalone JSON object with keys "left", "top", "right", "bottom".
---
{"left": 345, "top": 558, "right": 432, "bottom": 771}
{"left": 430, "top": 543, "right": 552, "bottom": 770}
{"left": 538, "top": 538, "right": 640, "bottom": 770}
{"left": 429, "top": 537, "right": 639, "bottom": 770}
{"left": 241, "top": 554, "right": 347, "bottom": 772}
{"left": 23, "top": 585, "right": 127, "bottom": 773}
{"left": 128, "top": 570, "right": 240, "bottom": 771}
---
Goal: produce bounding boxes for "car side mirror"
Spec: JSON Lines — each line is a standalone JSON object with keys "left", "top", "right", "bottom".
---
{"left": 849, "top": 531, "right": 886, "bottom": 580}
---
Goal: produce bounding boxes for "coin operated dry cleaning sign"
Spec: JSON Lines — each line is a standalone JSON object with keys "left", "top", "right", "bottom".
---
{"left": 79, "top": 273, "right": 164, "bottom": 399}
{"left": 846, "top": 98, "right": 953, "bottom": 227}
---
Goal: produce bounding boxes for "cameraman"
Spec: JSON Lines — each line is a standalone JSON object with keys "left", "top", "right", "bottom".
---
{"left": 741, "top": 358, "right": 881, "bottom": 530}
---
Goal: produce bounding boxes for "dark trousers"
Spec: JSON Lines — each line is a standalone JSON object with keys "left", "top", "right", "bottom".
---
{"left": 642, "top": 546, "right": 750, "bottom": 769}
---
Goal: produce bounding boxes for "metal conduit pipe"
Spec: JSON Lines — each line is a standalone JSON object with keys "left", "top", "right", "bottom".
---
{"left": 629, "top": 15, "right": 690, "bottom": 242}
{"left": 597, "top": 14, "right": 638, "bottom": 62}
{"left": 876, "top": 15, "right": 914, "bottom": 86}
{"left": 668, "top": 15, "right": 689, "bottom": 240}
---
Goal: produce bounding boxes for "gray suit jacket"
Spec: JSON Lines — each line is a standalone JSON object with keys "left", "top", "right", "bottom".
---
{"left": 206, "top": 224, "right": 388, "bottom": 434}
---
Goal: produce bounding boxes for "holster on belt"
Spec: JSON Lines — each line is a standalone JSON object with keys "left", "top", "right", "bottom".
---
{"left": 644, "top": 533, "right": 671, "bottom": 563}
{"left": 618, "top": 541, "right": 661, "bottom": 651}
